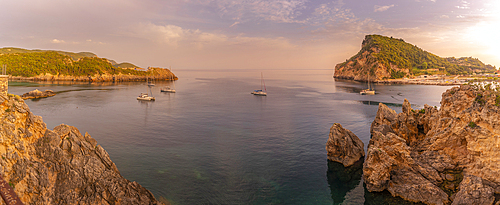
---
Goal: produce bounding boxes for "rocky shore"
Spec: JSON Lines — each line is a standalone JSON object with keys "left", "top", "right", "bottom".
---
{"left": 0, "top": 93, "right": 164, "bottom": 204}
{"left": 364, "top": 85, "right": 500, "bottom": 205}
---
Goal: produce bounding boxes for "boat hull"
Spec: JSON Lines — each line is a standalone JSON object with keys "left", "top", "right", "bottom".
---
{"left": 360, "top": 89, "right": 375, "bottom": 95}
{"left": 137, "top": 97, "right": 155, "bottom": 101}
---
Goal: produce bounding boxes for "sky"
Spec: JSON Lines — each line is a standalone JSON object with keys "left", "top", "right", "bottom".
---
{"left": 1, "top": 0, "right": 499, "bottom": 70}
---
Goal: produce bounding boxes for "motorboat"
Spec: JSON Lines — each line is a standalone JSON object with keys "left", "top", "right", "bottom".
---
{"left": 161, "top": 86, "right": 175, "bottom": 93}
{"left": 137, "top": 93, "right": 155, "bottom": 101}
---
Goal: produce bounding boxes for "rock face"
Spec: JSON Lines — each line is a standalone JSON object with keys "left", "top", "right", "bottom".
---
{"left": 0, "top": 94, "right": 163, "bottom": 204}
{"left": 364, "top": 85, "right": 500, "bottom": 205}
{"left": 21, "top": 89, "right": 56, "bottom": 99}
{"left": 326, "top": 123, "right": 365, "bottom": 167}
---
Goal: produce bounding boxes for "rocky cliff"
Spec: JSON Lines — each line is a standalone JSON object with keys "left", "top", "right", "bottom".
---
{"left": 364, "top": 85, "right": 500, "bottom": 205}
{"left": 0, "top": 94, "right": 164, "bottom": 204}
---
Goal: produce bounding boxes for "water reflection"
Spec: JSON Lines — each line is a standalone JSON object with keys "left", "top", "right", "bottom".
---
{"left": 327, "top": 158, "right": 363, "bottom": 205}
{"left": 364, "top": 186, "right": 425, "bottom": 205}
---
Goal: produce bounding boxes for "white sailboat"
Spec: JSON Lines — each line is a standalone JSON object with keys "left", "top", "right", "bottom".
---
{"left": 138, "top": 77, "right": 156, "bottom": 101}
{"left": 161, "top": 67, "right": 176, "bottom": 93}
{"left": 360, "top": 74, "right": 375, "bottom": 95}
{"left": 251, "top": 72, "right": 267, "bottom": 96}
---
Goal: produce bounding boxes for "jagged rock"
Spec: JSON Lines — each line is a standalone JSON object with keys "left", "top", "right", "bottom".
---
{"left": 326, "top": 123, "right": 365, "bottom": 167}
{"left": 0, "top": 94, "right": 164, "bottom": 204}
{"left": 364, "top": 85, "right": 500, "bottom": 205}
{"left": 21, "top": 89, "right": 56, "bottom": 99}
{"left": 452, "top": 174, "right": 494, "bottom": 205}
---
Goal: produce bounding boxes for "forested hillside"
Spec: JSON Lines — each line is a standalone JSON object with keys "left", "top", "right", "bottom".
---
{"left": 0, "top": 51, "right": 149, "bottom": 77}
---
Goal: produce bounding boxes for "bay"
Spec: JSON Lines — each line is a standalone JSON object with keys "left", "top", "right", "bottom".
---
{"left": 8, "top": 69, "right": 453, "bottom": 204}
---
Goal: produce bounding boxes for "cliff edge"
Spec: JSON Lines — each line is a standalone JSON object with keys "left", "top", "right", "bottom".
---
{"left": 0, "top": 94, "right": 163, "bottom": 204}
{"left": 364, "top": 84, "right": 500, "bottom": 205}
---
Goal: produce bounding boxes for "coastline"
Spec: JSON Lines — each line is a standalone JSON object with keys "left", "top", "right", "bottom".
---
{"left": 9, "top": 73, "right": 178, "bottom": 82}
{"left": 334, "top": 76, "right": 470, "bottom": 86}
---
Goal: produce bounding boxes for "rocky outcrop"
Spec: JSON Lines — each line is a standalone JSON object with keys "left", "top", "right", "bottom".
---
{"left": 333, "top": 35, "right": 407, "bottom": 82}
{"left": 0, "top": 94, "right": 164, "bottom": 204}
{"left": 21, "top": 89, "right": 56, "bottom": 99}
{"left": 326, "top": 123, "right": 365, "bottom": 167}
{"left": 364, "top": 85, "right": 500, "bottom": 205}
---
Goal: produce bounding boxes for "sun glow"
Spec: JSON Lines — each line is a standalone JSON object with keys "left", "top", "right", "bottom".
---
{"left": 464, "top": 1, "right": 500, "bottom": 66}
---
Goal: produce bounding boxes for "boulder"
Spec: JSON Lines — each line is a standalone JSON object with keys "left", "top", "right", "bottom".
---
{"left": 21, "top": 89, "right": 56, "bottom": 99}
{"left": 326, "top": 123, "right": 365, "bottom": 167}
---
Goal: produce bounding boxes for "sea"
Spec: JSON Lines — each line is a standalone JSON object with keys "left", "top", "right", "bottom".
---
{"left": 8, "top": 69, "right": 452, "bottom": 205}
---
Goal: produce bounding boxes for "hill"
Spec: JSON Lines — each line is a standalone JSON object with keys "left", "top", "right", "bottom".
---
{"left": 114, "top": 62, "right": 140, "bottom": 69}
{"left": 0, "top": 47, "right": 97, "bottom": 61}
{"left": 0, "top": 48, "right": 177, "bottom": 81}
{"left": 334, "top": 35, "right": 497, "bottom": 81}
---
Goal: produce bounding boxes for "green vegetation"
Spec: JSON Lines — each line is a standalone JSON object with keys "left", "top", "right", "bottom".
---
{"left": 114, "top": 62, "right": 139, "bottom": 69}
{"left": 468, "top": 121, "right": 477, "bottom": 128}
{"left": 0, "top": 50, "right": 152, "bottom": 77}
{"left": 475, "top": 93, "right": 486, "bottom": 106}
{"left": 340, "top": 35, "right": 497, "bottom": 77}
{"left": 0, "top": 47, "right": 96, "bottom": 61}
{"left": 391, "top": 70, "right": 406, "bottom": 79}
{"left": 419, "top": 109, "right": 425, "bottom": 114}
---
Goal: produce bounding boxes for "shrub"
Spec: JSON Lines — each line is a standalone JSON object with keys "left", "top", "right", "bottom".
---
{"left": 468, "top": 121, "right": 477, "bottom": 128}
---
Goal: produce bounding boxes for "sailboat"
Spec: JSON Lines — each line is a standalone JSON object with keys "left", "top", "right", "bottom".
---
{"left": 138, "top": 77, "right": 156, "bottom": 101}
{"left": 360, "top": 73, "right": 375, "bottom": 95}
{"left": 161, "top": 68, "right": 176, "bottom": 93}
{"left": 251, "top": 72, "right": 267, "bottom": 96}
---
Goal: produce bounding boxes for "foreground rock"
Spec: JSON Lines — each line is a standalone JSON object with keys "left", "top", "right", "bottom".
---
{"left": 326, "top": 123, "right": 365, "bottom": 167}
{"left": 364, "top": 85, "right": 500, "bottom": 205}
{"left": 21, "top": 89, "right": 56, "bottom": 99}
{"left": 0, "top": 94, "right": 163, "bottom": 204}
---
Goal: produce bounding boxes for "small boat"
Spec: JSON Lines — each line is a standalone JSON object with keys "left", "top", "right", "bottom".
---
{"left": 251, "top": 72, "right": 267, "bottom": 96}
{"left": 360, "top": 74, "right": 375, "bottom": 95}
{"left": 138, "top": 77, "right": 155, "bottom": 100}
{"left": 161, "top": 67, "right": 176, "bottom": 93}
{"left": 360, "top": 89, "right": 375, "bottom": 95}
{"left": 161, "top": 86, "right": 176, "bottom": 93}
{"left": 137, "top": 93, "right": 155, "bottom": 101}
{"left": 251, "top": 89, "right": 267, "bottom": 96}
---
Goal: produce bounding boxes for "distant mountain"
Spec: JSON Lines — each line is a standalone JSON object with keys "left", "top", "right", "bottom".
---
{"left": 334, "top": 35, "right": 497, "bottom": 81}
{"left": 0, "top": 47, "right": 176, "bottom": 81}
{"left": 0, "top": 47, "right": 97, "bottom": 61}
{"left": 114, "top": 62, "right": 139, "bottom": 69}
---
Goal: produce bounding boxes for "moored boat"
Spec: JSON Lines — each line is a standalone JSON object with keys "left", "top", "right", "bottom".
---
{"left": 137, "top": 93, "right": 155, "bottom": 101}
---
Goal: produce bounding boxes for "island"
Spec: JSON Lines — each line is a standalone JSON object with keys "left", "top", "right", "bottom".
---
{"left": 0, "top": 47, "right": 177, "bottom": 82}
{"left": 333, "top": 35, "right": 497, "bottom": 85}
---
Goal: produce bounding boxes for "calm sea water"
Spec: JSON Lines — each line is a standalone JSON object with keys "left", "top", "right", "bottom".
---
{"left": 9, "top": 69, "right": 452, "bottom": 205}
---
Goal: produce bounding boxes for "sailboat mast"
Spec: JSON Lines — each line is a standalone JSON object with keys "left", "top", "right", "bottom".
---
{"left": 368, "top": 74, "right": 370, "bottom": 90}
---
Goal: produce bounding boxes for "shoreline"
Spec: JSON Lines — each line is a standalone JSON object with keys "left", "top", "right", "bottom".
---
{"left": 334, "top": 76, "right": 475, "bottom": 86}
{"left": 9, "top": 75, "right": 178, "bottom": 82}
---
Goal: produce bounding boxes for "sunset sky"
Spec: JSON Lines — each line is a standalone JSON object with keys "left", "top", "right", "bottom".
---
{"left": 1, "top": 0, "right": 499, "bottom": 70}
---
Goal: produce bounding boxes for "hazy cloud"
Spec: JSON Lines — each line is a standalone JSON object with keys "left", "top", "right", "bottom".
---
{"left": 374, "top": 5, "right": 395, "bottom": 12}
{"left": 52, "top": 39, "right": 65, "bottom": 44}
